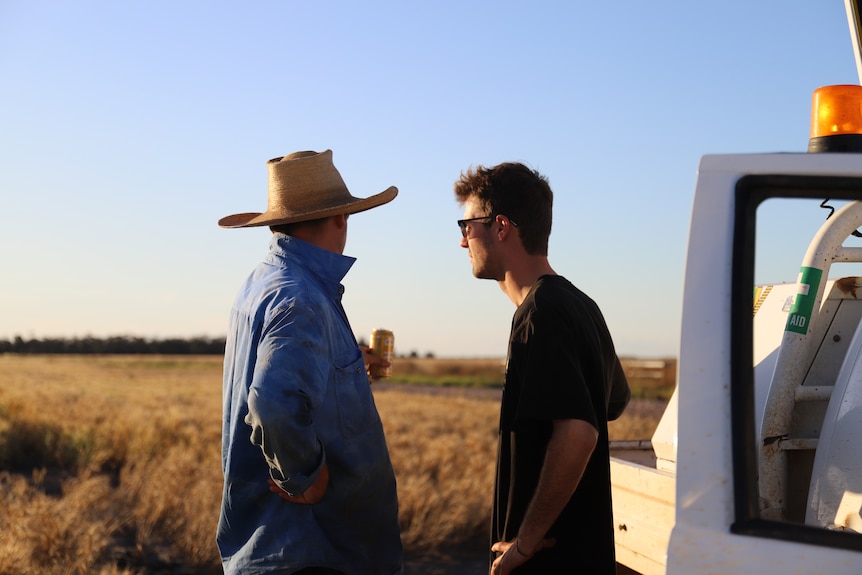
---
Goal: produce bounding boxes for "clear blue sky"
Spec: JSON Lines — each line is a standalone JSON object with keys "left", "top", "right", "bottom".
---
{"left": 1, "top": 1, "right": 858, "bottom": 358}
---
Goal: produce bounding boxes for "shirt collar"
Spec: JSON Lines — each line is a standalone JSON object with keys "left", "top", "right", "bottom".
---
{"left": 268, "top": 233, "right": 356, "bottom": 286}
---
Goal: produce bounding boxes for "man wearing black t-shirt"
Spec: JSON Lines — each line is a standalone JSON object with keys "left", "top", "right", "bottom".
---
{"left": 454, "top": 162, "right": 630, "bottom": 575}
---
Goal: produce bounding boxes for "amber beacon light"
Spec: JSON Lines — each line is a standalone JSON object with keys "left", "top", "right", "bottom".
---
{"left": 808, "top": 84, "right": 862, "bottom": 152}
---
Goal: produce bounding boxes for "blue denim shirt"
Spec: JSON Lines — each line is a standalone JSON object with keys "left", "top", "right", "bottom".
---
{"left": 218, "top": 233, "right": 403, "bottom": 575}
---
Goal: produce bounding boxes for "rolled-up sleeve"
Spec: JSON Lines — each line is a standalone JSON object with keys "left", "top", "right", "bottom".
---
{"left": 244, "top": 301, "right": 329, "bottom": 496}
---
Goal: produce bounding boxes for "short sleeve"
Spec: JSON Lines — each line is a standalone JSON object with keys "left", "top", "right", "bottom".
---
{"left": 510, "top": 300, "right": 599, "bottom": 430}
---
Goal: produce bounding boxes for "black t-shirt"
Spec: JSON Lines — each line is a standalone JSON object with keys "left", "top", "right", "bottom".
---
{"left": 492, "top": 275, "right": 627, "bottom": 574}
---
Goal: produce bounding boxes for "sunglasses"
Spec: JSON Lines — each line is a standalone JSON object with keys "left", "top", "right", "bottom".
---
{"left": 457, "top": 215, "right": 519, "bottom": 238}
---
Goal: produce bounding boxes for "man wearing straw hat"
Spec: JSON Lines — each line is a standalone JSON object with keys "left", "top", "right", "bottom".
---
{"left": 217, "top": 150, "right": 403, "bottom": 575}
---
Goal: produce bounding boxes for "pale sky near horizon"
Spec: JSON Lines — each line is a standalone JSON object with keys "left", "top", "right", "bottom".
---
{"left": 1, "top": 1, "right": 859, "bottom": 358}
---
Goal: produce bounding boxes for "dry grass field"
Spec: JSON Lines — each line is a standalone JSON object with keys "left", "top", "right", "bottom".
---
{"left": 0, "top": 354, "right": 669, "bottom": 575}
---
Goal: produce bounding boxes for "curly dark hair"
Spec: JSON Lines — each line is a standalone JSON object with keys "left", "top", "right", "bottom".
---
{"left": 454, "top": 162, "right": 553, "bottom": 255}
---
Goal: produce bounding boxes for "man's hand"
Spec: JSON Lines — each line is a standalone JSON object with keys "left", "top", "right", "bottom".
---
{"left": 359, "top": 345, "right": 390, "bottom": 383}
{"left": 268, "top": 463, "right": 329, "bottom": 504}
{"left": 490, "top": 537, "right": 555, "bottom": 575}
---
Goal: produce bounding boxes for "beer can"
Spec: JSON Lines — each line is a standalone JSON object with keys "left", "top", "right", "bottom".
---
{"left": 369, "top": 328, "right": 394, "bottom": 379}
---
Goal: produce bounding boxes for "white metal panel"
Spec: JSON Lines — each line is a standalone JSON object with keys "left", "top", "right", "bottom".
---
{"left": 673, "top": 160, "right": 738, "bottom": 534}
{"left": 650, "top": 389, "right": 677, "bottom": 471}
{"left": 807, "top": 313, "right": 862, "bottom": 530}
{"left": 667, "top": 522, "right": 862, "bottom": 574}
{"left": 611, "top": 459, "right": 675, "bottom": 575}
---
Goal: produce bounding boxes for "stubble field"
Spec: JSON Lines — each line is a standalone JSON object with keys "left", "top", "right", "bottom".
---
{"left": 0, "top": 354, "right": 669, "bottom": 575}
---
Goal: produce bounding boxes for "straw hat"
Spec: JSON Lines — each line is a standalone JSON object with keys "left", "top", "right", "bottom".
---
{"left": 218, "top": 149, "right": 397, "bottom": 228}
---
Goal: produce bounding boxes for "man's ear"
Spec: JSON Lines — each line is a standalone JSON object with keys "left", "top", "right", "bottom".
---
{"left": 497, "top": 215, "right": 515, "bottom": 240}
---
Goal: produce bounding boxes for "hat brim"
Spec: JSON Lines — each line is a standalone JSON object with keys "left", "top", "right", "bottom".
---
{"left": 218, "top": 186, "right": 397, "bottom": 229}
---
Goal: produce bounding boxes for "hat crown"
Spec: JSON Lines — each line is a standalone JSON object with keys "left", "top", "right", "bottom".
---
{"left": 265, "top": 150, "right": 352, "bottom": 214}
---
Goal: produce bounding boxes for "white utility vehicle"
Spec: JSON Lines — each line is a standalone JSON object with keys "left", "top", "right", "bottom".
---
{"left": 610, "top": 2, "right": 862, "bottom": 573}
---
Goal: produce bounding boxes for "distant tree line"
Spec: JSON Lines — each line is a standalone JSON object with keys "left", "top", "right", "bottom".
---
{"left": 1, "top": 336, "right": 439, "bottom": 357}
{"left": 0, "top": 336, "right": 226, "bottom": 355}
{"left": 356, "top": 338, "right": 435, "bottom": 359}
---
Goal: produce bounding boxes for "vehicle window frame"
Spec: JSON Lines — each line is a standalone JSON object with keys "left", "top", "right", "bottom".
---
{"left": 730, "top": 174, "right": 862, "bottom": 552}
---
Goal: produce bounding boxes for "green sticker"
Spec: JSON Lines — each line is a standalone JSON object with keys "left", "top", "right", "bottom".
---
{"left": 785, "top": 266, "right": 823, "bottom": 334}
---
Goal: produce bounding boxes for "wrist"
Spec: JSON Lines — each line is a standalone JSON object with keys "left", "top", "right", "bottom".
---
{"left": 514, "top": 538, "right": 533, "bottom": 558}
